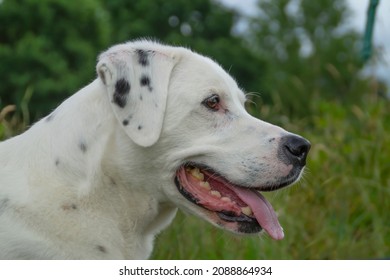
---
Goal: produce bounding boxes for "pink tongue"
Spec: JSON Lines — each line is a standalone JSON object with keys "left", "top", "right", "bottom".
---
{"left": 229, "top": 187, "right": 284, "bottom": 240}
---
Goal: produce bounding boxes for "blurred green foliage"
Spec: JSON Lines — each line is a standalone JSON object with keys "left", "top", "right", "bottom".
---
{"left": 248, "top": 0, "right": 369, "bottom": 118}
{"left": 1, "top": 0, "right": 371, "bottom": 120}
{"left": 0, "top": 0, "right": 110, "bottom": 116}
{"left": 0, "top": 0, "right": 265, "bottom": 119}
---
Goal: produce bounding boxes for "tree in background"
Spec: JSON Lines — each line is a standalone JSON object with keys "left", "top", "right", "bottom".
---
{"left": 0, "top": 0, "right": 265, "bottom": 119}
{"left": 0, "top": 0, "right": 376, "bottom": 121}
{"left": 248, "top": 0, "right": 369, "bottom": 118}
{"left": 0, "top": 0, "right": 110, "bottom": 117}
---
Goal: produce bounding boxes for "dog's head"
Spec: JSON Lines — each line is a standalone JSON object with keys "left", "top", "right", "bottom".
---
{"left": 97, "top": 40, "right": 310, "bottom": 240}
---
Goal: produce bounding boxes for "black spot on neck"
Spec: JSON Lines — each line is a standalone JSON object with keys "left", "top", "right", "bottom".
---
{"left": 113, "top": 78, "right": 131, "bottom": 108}
{"left": 79, "top": 141, "right": 87, "bottom": 153}
{"left": 97, "top": 245, "right": 107, "bottom": 253}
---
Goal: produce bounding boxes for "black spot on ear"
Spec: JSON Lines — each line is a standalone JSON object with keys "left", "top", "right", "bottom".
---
{"left": 140, "top": 75, "right": 153, "bottom": 92}
{"left": 123, "top": 114, "right": 133, "bottom": 126}
{"left": 136, "top": 49, "right": 150, "bottom": 66}
{"left": 115, "top": 78, "right": 131, "bottom": 94}
{"left": 113, "top": 78, "right": 131, "bottom": 108}
{"left": 97, "top": 245, "right": 107, "bottom": 253}
{"left": 140, "top": 75, "right": 150, "bottom": 87}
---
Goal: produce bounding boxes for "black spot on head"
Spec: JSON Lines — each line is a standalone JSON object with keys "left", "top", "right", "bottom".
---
{"left": 136, "top": 49, "right": 150, "bottom": 66}
{"left": 113, "top": 93, "right": 127, "bottom": 108}
{"left": 79, "top": 141, "right": 87, "bottom": 153}
{"left": 115, "top": 78, "right": 131, "bottom": 94}
{"left": 123, "top": 119, "right": 129, "bottom": 126}
{"left": 97, "top": 245, "right": 107, "bottom": 253}
{"left": 113, "top": 78, "right": 131, "bottom": 108}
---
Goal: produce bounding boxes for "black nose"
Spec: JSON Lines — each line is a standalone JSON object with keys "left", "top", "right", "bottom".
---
{"left": 280, "top": 135, "right": 311, "bottom": 166}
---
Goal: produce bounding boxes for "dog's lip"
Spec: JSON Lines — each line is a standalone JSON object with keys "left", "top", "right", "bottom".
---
{"left": 175, "top": 163, "right": 284, "bottom": 240}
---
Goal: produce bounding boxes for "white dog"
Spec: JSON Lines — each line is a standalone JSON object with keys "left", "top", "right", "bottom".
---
{"left": 0, "top": 40, "right": 310, "bottom": 259}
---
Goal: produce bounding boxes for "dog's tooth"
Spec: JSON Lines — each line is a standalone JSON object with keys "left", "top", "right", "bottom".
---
{"left": 221, "top": 196, "right": 231, "bottom": 202}
{"left": 190, "top": 167, "right": 204, "bottom": 181}
{"left": 210, "top": 190, "right": 221, "bottom": 198}
{"left": 200, "top": 181, "right": 211, "bottom": 190}
{"left": 241, "top": 206, "right": 253, "bottom": 216}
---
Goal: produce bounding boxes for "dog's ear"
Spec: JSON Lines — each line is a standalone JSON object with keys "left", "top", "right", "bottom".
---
{"left": 96, "top": 45, "right": 177, "bottom": 147}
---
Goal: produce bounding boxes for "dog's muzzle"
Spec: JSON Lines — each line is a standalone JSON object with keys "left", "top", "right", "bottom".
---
{"left": 174, "top": 135, "right": 311, "bottom": 240}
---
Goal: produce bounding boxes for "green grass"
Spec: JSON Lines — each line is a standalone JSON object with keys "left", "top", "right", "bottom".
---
{"left": 152, "top": 93, "right": 390, "bottom": 260}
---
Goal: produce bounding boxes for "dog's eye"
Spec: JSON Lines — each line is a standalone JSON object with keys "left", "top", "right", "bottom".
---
{"left": 202, "top": 94, "right": 220, "bottom": 111}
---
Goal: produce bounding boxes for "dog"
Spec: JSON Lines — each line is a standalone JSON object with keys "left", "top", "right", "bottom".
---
{"left": 0, "top": 40, "right": 310, "bottom": 259}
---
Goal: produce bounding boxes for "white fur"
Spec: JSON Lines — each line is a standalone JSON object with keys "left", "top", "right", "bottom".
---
{"left": 0, "top": 40, "right": 304, "bottom": 259}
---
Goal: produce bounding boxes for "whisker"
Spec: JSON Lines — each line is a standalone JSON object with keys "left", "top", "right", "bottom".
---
{"left": 245, "top": 91, "right": 262, "bottom": 98}
{"left": 245, "top": 92, "right": 262, "bottom": 110}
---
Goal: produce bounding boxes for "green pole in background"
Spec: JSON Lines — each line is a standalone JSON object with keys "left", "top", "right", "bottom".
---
{"left": 361, "top": 0, "right": 380, "bottom": 63}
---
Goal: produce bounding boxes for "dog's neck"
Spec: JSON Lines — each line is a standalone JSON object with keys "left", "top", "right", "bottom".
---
{"left": 5, "top": 79, "right": 177, "bottom": 258}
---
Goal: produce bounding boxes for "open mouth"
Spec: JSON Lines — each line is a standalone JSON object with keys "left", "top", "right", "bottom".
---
{"left": 175, "top": 164, "right": 285, "bottom": 240}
